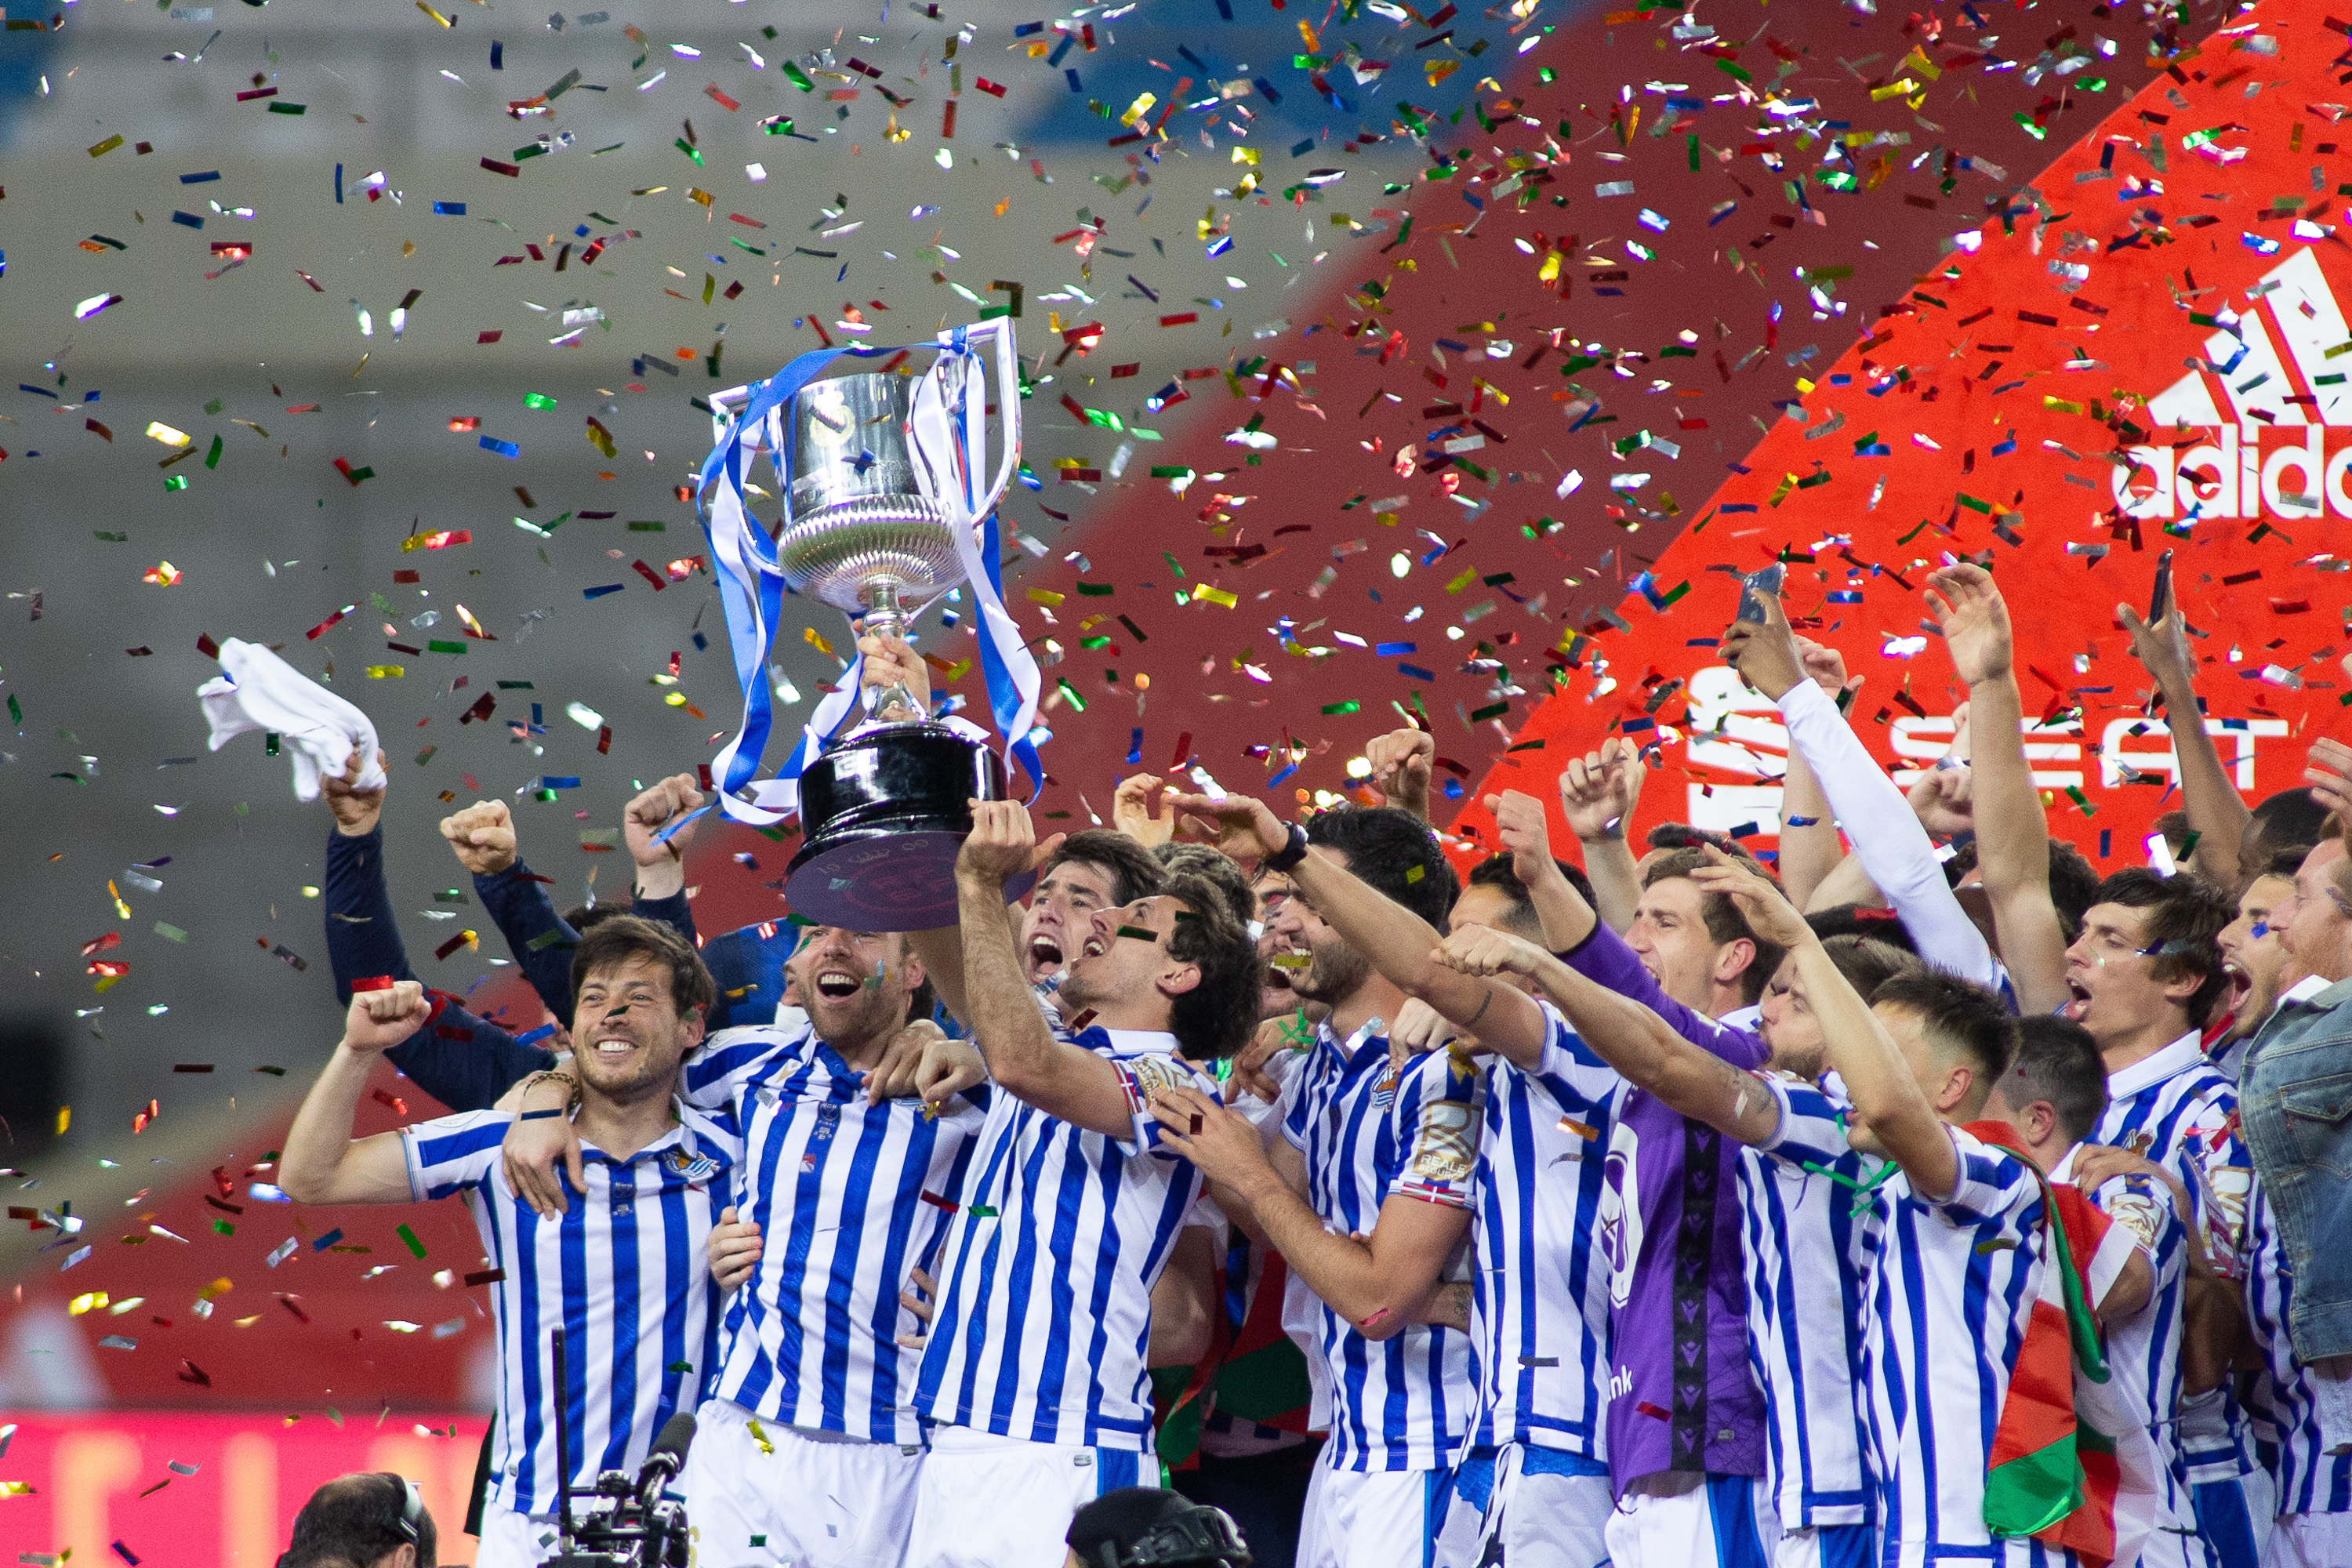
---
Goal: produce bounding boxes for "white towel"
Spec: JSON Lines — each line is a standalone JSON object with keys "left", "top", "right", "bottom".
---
{"left": 196, "top": 638, "right": 386, "bottom": 802}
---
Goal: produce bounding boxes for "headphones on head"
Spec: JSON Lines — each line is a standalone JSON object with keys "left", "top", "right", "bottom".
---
{"left": 378, "top": 1473, "right": 424, "bottom": 1546}
{"left": 1087, "top": 1501, "right": 1251, "bottom": 1568}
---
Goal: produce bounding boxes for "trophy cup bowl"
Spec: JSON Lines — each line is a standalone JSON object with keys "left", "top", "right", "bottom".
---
{"left": 776, "top": 370, "right": 1034, "bottom": 931}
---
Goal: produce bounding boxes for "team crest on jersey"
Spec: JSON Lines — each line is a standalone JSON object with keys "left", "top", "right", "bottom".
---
{"left": 1372, "top": 1066, "right": 1399, "bottom": 1111}
{"left": 662, "top": 1146, "right": 719, "bottom": 1184}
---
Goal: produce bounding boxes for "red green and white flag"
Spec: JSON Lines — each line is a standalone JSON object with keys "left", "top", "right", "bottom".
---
{"left": 1967, "top": 1123, "right": 2160, "bottom": 1568}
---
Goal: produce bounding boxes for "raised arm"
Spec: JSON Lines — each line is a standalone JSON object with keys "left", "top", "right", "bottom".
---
{"left": 1486, "top": 789, "right": 1599, "bottom": 952}
{"left": 1164, "top": 792, "right": 1550, "bottom": 1071}
{"left": 2119, "top": 578, "right": 2252, "bottom": 888}
{"left": 1432, "top": 924, "right": 1781, "bottom": 1146}
{"left": 1557, "top": 738, "right": 1646, "bottom": 936}
{"left": 1147, "top": 1080, "right": 1472, "bottom": 1340}
{"left": 953, "top": 800, "right": 1136, "bottom": 1138}
{"left": 1930, "top": 564, "right": 2069, "bottom": 1015}
{"left": 322, "top": 746, "right": 411, "bottom": 1004}
{"left": 1691, "top": 847, "right": 1959, "bottom": 1198}
{"left": 1776, "top": 637, "right": 1860, "bottom": 913}
{"left": 1364, "top": 727, "right": 1436, "bottom": 823}
{"left": 278, "top": 983, "right": 435, "bottom": 1207}
{"left": 1724, "top": 593, "right": 1996, "bottom": 989}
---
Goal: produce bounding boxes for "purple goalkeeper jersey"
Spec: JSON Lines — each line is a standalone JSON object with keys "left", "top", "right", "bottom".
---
{"left": 1562, "top": 919, "right": 1768, "bottom": 1491}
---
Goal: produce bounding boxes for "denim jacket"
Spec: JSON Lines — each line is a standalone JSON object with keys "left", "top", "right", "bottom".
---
{"left": 2237, "top": 974, "right": 2352, "bottom": 1363}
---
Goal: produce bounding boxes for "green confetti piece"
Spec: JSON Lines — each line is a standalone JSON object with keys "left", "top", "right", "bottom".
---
{"left": 395, "top": 1224, "right": 426, "bottom": 1259}
{"left": 165, "top": 475, "right": 189, "bottom": 492}
{"left": 204, "top": 434, "right": 223, "bottom": 470}
{"left": 1321, "top": 701, "right": 1361, "bottom": 716}
{"left": 968, "top": 1205, "right": 1000, "bottom": 1218}
{"left": 524, "top": 393, "right": 558, "bottom": 409}
{"left": 8, "top": 695, "right": 22, "bottom": 727}
{"left": 781, "top": 61, "right": 815, "bottom": 91}
{"left": 154, "top": 922, "right": 188, "bottom": 943}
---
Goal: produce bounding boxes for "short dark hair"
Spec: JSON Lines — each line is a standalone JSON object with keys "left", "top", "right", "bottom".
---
{"left": 2001, "top": 1014, "right": 2110, "bottom": 1145}
{"left": 569, "top": 913, "right": 717, "bottom": 1018}
{"left": 1870, "top": 967, "right": 2015, "bottom": 1088}
{"left": 1819, "top": 935, "right": 1920, "bottom": 999}
{"left": 1162, "top": 872, "right": 1264, "bottom": 1060}
{"left": 1306, "top": 805, "right": 1458, "bottom": 931}
{"left": 1462, "top": 853, "right": 1595, "bottom": 942}
{"left": 2251, "top": 786, "right": 2333, "bottom": 856}
{"left": 1806, "top": 903, "right": 1918, "bottom": 953}
{"left": 1153, "top": 842, "right": 1257, "bottom": 928}
{"left": 561, "top": 902, "right": 634, "bottom": 936}
{"left": 281, "top": 1473, "right": 437, "bottom": 1568}
{"left": 2087, "top": 868, "right": 2234, "bottom": 1026}
{"left": 2257, "top": 847, "right": 2313, "bottom": 883}
{"left": 1645, "top": 822, "right": 1766, "bottom": 864}
{"left": 1042, "top": 829, "right": 1165, "bottom": 909}
{"left": 1641, "top": 846, "right": 1786, "bottom": 1006}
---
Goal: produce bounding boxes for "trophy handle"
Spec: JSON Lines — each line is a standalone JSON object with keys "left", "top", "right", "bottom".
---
{"left": 924, "top": 320, "right": 1022, "bottom": 521}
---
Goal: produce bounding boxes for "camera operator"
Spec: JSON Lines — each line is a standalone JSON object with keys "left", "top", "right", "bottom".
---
{"left": 1065, "top": 1488, "right": 1252, "bottom": 1568}
{"left": 281, "top": 1473, "right": 437, "bottom": 1568}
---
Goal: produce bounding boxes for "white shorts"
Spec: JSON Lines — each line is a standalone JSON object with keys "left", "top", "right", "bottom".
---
{"left": 1603, "top": 1474, "right": 1771, "bottom": 1568}
{"left": 1298, "top": 1460, "right": 1466, "bottom": 1568}
{"left": 1455, "top": 1444, "right": 1611, "bottom": 1568}
{"left": 2260, "top": 1512, "right": 2352, "bottom": 1568}
{"left": 684, "top": 1399, "right": 923, "bottom": 1568}
{"left": 902, "top": 1424, "right": 1150, "bottom": 1568}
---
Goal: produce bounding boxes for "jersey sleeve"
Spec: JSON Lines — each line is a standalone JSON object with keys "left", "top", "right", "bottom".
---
{"left": 400, "top": 1109, "right": 514, "bottom": 1202}
{"left": 1528, "top": 1000, "right": 1635, "bottom": 1113}
{"left": 1928, "top": 1127, "right": 2042, "bottom": 1225}
{"left": 2085, "top": 1171, "right": 2184, "bottom": 1293}
{"left": 1757, "top": 1075, "right": 1857, "bottom": 1171}
{"left": 1777, "top": 680, "right": 1998, "bottom": 990}
{"left": 1388, "top": 1047, "right": 1485, "bottom": 1210}
{"left": 681, "top": 1021, "right": 811, "bottom": 1109}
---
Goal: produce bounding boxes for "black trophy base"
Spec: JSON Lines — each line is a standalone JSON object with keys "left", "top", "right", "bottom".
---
{"left": 784, "top": 721, "right": 1036, "bottom": 930}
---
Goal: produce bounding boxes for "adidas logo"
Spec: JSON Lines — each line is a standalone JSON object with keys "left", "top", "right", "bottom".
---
{"left": 2115, "top": 250, "right": 2352, "bottom": 522}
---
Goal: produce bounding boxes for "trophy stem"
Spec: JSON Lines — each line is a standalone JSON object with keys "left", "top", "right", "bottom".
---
{"left": 859, "top": 579, "right": 924, "bottom": 720}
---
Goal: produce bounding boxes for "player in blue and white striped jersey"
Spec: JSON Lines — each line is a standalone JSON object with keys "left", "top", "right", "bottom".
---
{"left": 1736, "top": 935, "right": 1918, "bottom": 1568}
{"left": 658, "top": 920, "right": 989, "bottom": 1568}
{"left": 278, "top": 920, "right": 736, "bottom": 1568}
{"left": 1435, "top": 857, "right": 2156, "bottom": 1568}
{"left": 901, "top": 799, "right": 1264, "bottom": 1568}
{"left": 1166, "top": 793, "right": 1620, "bottom": 1568}
{"left": 2060, "top": 869, "right": 2260, "bottom": 1564}
{"left": 2242, "top": 1183, "right": 2352, "bottom": 1568}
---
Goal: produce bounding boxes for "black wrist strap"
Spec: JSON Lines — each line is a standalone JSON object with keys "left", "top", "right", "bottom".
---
{"left": 1263, "top": 820, "right": 1309, "bottom": 873}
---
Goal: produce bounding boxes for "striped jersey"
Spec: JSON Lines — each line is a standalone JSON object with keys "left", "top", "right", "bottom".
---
{"left": 2094, "top": 1033, "right": 2257, "bottom": 1487}
{"left": 1762, "top": 1080, "right": 2062, "bottom": 1559}
{"left": 1280, "top": 1019, "right": 1479, "bottom": 1471}
{"left": 1454, "top": 1001, "right": 1621, "bottom": 1462}
{"left": 681, "top": 1020, "right": 989, "bottom": 1443}
{"left": 915, "top": 1025, "right": 1214, "bottom": 1451}
{"left": 1737, "top": 1127, "right": 1877, "bottom": 1530}
{"left": 2053, "top": 1148, "right": 2203, "bottom": 1548}
{"left": 401, "top": 1102, "right": 739, "bottom": 1518}
{"left": 2244, "top": 1185, "right": 2352, "bottom": 1519}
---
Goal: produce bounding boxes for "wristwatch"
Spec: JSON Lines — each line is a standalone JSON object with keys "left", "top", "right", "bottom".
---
{"left": 1263, "top": 820, "right": 1310, "bottom": 873}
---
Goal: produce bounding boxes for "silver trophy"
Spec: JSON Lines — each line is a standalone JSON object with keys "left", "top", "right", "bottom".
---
{"left": 706, "top": 321, "right": 1029, "bottom": 931}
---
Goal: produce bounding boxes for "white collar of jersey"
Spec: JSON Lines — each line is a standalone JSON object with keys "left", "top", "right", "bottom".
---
{"left": 1088, "top": 1025, "right": 1181, "bottom": 1057}
{"left": 2278, "top": 972, "right": 2340, "bottom": 1012}
{"left": 2047, "top": 1140, "right": 2081, "bottom": 1187}
{"left": 1719, "top": 1002, "right": 1763, "bottom": 1033}
{"left": 2106, "top": 1029, "right": 2209, "bottom": 1098}
{"left": 1316, "top": 1016, "right": 1387, "bottom": 1062}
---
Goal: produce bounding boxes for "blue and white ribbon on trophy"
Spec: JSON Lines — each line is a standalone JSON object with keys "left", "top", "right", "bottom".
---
{"left": 684, "top": 324, "right": 1042, "bottom": 837}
